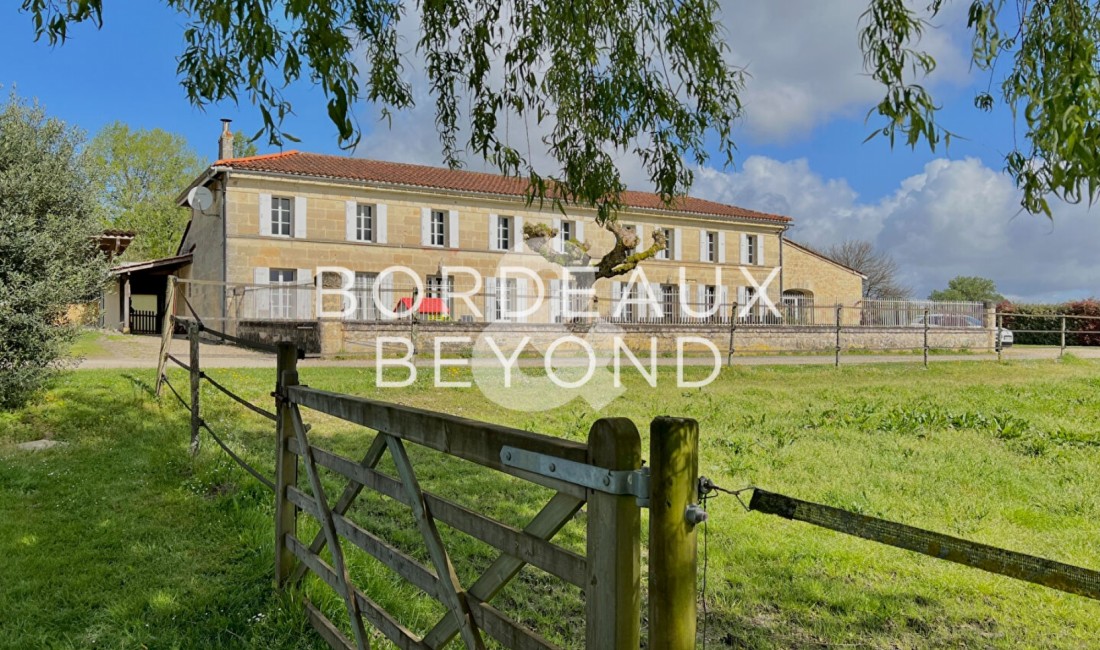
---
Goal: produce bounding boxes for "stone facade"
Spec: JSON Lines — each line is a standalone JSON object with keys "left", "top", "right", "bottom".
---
{"left": 176, "top": 164, "right": 864, "bottom": 327}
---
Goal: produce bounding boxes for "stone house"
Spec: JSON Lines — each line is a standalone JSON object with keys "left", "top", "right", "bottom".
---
{"left": 165, "top": 126, "right": 861, "bottom": 339}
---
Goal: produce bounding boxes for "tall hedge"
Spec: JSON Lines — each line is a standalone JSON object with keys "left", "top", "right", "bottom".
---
{"left": 999, "top": 299, "right": 1100, "bottom": 346}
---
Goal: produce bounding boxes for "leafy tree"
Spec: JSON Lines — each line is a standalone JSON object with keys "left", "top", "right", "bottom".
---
{"left": 0, "top": 92, "right": 109, "bottom": 409}
{"left": 232, "top": 130, "right": 257, "bottom": 158}
{"left": 929, "top": 276, "right": 1004, "bottom": 302}
{"left": 86, "top": 122, "right": 205, "bottom": 259}
{"left": 21, "top": 1, "right": 1100, "bottom": 266}
{"left": 824, "top": 240, "right": 911, "bottom": 300}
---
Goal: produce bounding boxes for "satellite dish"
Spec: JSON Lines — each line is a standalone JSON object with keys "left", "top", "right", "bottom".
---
{"left": 187, "top": 186, "right": 215, "bottom": 213}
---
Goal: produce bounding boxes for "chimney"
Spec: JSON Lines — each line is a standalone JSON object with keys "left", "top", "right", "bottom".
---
{"left": 218, "top": 119, "right": 234, "bottom": 160}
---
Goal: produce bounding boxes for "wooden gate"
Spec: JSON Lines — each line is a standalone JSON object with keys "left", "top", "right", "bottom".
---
{"left": 272, "top": 343, "right": 698, "bottom": 649}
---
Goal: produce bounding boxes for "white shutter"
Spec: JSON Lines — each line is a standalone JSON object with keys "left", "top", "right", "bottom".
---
{"left": 740, "top": 234, "right": 750, "bottom": 265}
{"left": 552, "top": 218, "right": 562, "bottom": 252}
{"left": 516, "top": 278, "right": 529, "bottom": 322}
{"left": 696, "top": 285, "right": 706, "bottom": 318}
{"left": 448, "top": 209, "right": 460, "bottom": 248}
{"left": 376, "top": 204, "right": 388, "bottom": 244}
{"left": 421, "top": 207, "right": 431, "bottom": 246}
{"left": 253, "top": 267, "right": 270, "bottom": 318}
{"left": 296, "top": 269, "right": 312, "bottom": 320}
{"left": 673, "top": 228, "right": 683, "bottom": 260}
{"left": 345, "top": 200, "right": 357, "bottom": 241}
{"left": 737, "top": 286, "right": 748, "bottom": 307}
{"left": 699, "top": 230, "right": 707, "bottom": 262}
{"left": 485, "top": 277, "right": 498, "bottom": 322}
{"left": 550, "top": 279, "right": 561, "bottom": 323}
{"left": 258, "top": 193, "right": 271, "bottom": 235}
{"left": 488, "top": 214, "right": 498, "bottom": 250}
{"left": 514, "top": 216, "right": 524, "bottom": 252}
{"left": 293, "top": 196, "right": 307, "bottom": 239}
{"left": 757, "top": 234, "right": 765, "bottom": 265}
{"left": 380, "top": 273, "right": 395, "bottom": 320}
{"left": 720, "top": 286, "right": 731, "bottom": 320}
{"left": 648, "top": 282, "right": 662, "bottom": 320}
{"left": 718, "top": 232, "right": 727, "bottom": 264}
{"left": 635, "top": 224, "right": 645, "bottom": 247}
{"left": 575, "top": 219, "right": 585, "bottom": 243}
{"left": 611, "top": 281, "right": 623, "bottom": 320}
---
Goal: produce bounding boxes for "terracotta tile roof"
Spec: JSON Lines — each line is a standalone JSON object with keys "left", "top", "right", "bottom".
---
{"left": 213, "top": 151, "right": 792, "bottom": 224}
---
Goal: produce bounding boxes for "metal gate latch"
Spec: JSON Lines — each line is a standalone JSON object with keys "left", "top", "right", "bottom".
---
{"left": 500, "top": 446, "right": 651, "bottom": 507}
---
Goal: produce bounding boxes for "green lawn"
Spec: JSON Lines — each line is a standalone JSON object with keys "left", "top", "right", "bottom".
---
{"left": 1, "top": 360, "right": 1098, "bottom": 648}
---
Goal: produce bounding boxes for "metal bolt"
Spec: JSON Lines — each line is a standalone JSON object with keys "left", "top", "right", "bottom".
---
{"left": 685, "top": 504, "right": 708, "bottom": 526}
{"left": 549, "top": 463, "right": 557, "bottom": 472}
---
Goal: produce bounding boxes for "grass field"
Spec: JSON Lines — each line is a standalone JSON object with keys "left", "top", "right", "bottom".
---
{"left": 2, "top": 359, "right": 1099, "bottom": 648}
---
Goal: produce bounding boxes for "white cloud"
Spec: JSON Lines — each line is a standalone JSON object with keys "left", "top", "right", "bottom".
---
{"left": 691, "top": 156, "right": 1100, "bottom": 302}
{"left": 718, "top": 0, "right": 971, "bottom": 141}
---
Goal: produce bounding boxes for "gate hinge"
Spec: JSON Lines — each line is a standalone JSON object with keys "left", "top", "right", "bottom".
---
{"left": 500, "top": 446, "right": 650, "bottom": 507}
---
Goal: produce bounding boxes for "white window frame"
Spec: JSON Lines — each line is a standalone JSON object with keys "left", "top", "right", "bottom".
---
{"left": 560, "top": 220, "right": 575, "bottom": 247}
{"left": 430, "top": 210, "right": 447, "bottom": 247}
{"left": 494, "top": 278, "right": 518, "bottom": 322}
{"left": 747, "top": 234, "right": 758, "bottom": 265}
{"left": 706, "top": 231, "right": 718, "bottom": 263}
{"left": 657, "top": 228, "right": 673, "bottom": 260}
{"left": 496, "top": 216, "right": 513, "bottom": 251}
{"left": 352, "top": 272, "right": 379, "bottom": 320}
{"left": 270, "top": 268, "right": 296, "bottom": 319}
{"left": 271, "top": 197, "right": 293, "bottom": 237}
{"left": 355, "top": 204, "right": 374, "bottom": 243}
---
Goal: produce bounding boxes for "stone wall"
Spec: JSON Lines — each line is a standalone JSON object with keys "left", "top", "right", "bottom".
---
{"left": 324, "top": 320, "right": 992, "bottom": 357}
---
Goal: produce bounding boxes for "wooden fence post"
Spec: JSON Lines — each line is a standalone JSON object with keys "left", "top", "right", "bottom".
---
{"left": 923, "top": 307, "right": 930, "bottom": 368}
{"left": 1060, "top": 315, "right": 1067, "bottom": 357}
{"left": 649, "top": 417, "right": 700, "bottom": 650}
{"left": 835, "top": 304, "right": 843, "bottom": 367}
{"left": 188, "top": 321, "right": 201, "bottom": 457}
{"left": 996, "top": 312, "right": 1004, "bottom": 362}
{"left": 155, "top": 276, "right": 177, "bottom": 397}
{"left": 585, "top": 418, "right": 642, "bottom": 650}
{"left": 274, "top": 342, "right": 300, "bottom": 589}
{"left": 726, "top": 301, "right": 737, "bottom": 366}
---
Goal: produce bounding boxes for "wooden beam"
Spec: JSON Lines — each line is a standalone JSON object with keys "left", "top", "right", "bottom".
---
{"left": 154, "top": 276, "right": 177, "bottom": 396}
{"left": 648, "top": 417, "right": 699, "bottom": 650}
{"left": 274, "top": 342, "right": 300, "bottom": 588}
{"left": 286, "top": 386, "right": 587, "bottom": 498}
{"left": 287, "top": 535, "right": 431, "bottom": 650}
{"left": 290, "top": 404, "right": 371, "bottom": 650}
{"left": 290, "top": 434, "right": 388, "bottom": 585}
{"left": 383, "top": 434, "right": 486, "bottom": 649}
{"left": 288, "top": 439, "right": 585, "bottom": 587}
{"left": 466, "top": 597, "right": 563, "bottom": 650}
{"left": 303, "top": 598, "right": 356, "bottom": 650}
{"left": 288, "top": 486, "right": 440, "bottom": 597}
{"left": 422, "top": 492, "right": 584, "bottom": 648}
{"left": 585, "top": 418, "right": 642, "bottom": 650}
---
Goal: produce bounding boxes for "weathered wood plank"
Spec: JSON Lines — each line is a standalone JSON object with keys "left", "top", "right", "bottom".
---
{"left": 585, "top": 418, "right": 642, "bottom": 650}
{"left": 467, "top": 597, "right": 563, "bottom": 650}
{"left": 384, "top": 434, "right": 485, "bottom": 650}
{"left": 291, "top": 434, "right": 389, "bottom": 585}
{"left": 286, "top": 386, "right": 587, "bottom": 497}
{"left": 648, "top": 417, "right": 699, "bottom": 650}
{"left": 274, "top": 343, "right": 300, "bottom": 588}
{"left": 290, "top": 405, "right": 371, "bottom": 650}
{"left": 421, "top": 493, "right": 583, "bottom": 648}
{"left": 188, "top": 322, "right": 201, "bottom": 457}
{"left": 154, "top": 276, "right": 177, "bottom": 397}
{"left": 287, "top": 535, "right": 431, "bottom": 650}
{"left": 304, "top": 598, "right": 356, "bottom": 650}
{"left": 288, "top": 486, "right": 440, "bottom": 597}
{"left": 288, "top": 439, "right": 586, "bottom": 586}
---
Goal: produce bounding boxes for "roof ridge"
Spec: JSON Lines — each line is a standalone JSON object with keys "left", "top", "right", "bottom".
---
{"left": 213, "top": 150, "right": 301, "bottom": 166}
{"left": 214, "top": 152, "right": 793, "bottom": 223}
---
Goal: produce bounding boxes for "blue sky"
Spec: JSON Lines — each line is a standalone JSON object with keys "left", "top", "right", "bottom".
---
{"left": 2, "top": 2, "right": 1096, "bottom": 301}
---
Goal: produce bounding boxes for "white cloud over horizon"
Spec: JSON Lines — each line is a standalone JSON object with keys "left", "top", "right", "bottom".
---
{"left": 691, "top": 155, "right": 1100, "bottom": 303}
